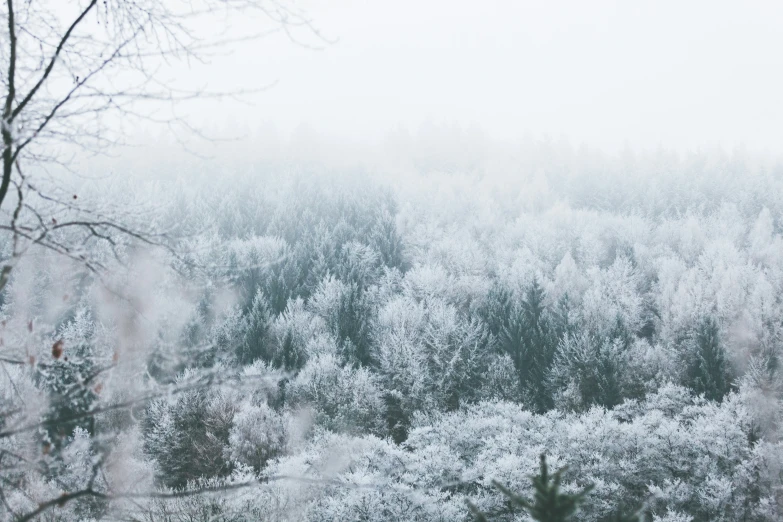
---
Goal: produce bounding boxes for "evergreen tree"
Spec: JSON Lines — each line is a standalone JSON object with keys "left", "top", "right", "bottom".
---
{"left": 39, "top": 340, "right": 99, "bottom": 452}
{"left": 686, "top": 316, "right": 732, "bottom": 402}
{"left": 469, "top": 454, "right": 640, "bottom": 522}
{"left": 469, "top": 454, "right": 594, "bottom": 522}
{"left": 333, "top": 283, "right": 375, "bottom": 367}
{"left": 237, "top": 290, "right": 273, "bottom": 365}
{"left": 479, "top": 282, "right": 514, "bottom": 341}
{"left": 638, "top": 297, "right": 658, "bottom": 341}
{"left": 370, "top": 209, "right": 407, "bottom": 271}
{"left": 549, "top": 293, "right": 578, "bottom": 340}
{"left": 38, "top": 311, "right": 101, "bottom": 452}
{"left": 549, "top": 332, "right": 624, "bottom": 410}
{"left": 607, "top": 314, "right": 634, "bottom": 352}
{"left": 383, "top": 390, "right": 410, "bottom": 444}
{"left": 492, "top": 279, "right": 558, "bottom": 412}
{"left": 262, "top": 256, "right": 301, "bottom": 315}
{"left": 520, "top": 280, "right": 557, "bottom": 411}
{"left": 271, "top": 330, "right": 307, "bottom": 372}
{"left": 144, "top": 387, "right": 236, "bottom": 489}
{"left": 422, "top": 309, "right": 491, "bottom": 411}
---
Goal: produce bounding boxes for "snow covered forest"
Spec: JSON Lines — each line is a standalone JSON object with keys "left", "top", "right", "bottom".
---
{"left": 3, "top": 1, "right": 783, "bottom": 521}
{"left": 2, "top": 139, "right": 783, "bottom": 521}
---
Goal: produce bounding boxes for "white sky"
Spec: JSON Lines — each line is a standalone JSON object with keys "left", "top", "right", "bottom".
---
{"left": 174, "top": 0, "right": 783, "bottom": 154}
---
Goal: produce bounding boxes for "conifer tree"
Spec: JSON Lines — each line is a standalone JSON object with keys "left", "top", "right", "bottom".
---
{"left": 370, "top": 209, "right": 407, "bottom": 271}
{"left": 550, "top": 293, "right": 578, "bottom": 340}
{"left": 144, "top": 388, "right": 236, "bottom": 489}
{"left": 40, "top": 340, "right": 99, "bottom": 452}
{"left": 686, "top": 316, "right": 732, "bottom": 402}
{"left": 521, "top": 280, "right": 557, "bottom": 411}
{"left": 333, "top": 283, "right": 375, "bottom": 367}
{"left": 549, "top": 332, "right": 624, "bottom": 410}
{"left": 469, "top": 454, "right": 594, "bottom": 522}
{"left": 480, "top": 283, "right": 514, "bottom": 341}
{"left": 469, "top": 454, "right": 640, "bottom": 522}
{"left": 237, "top": 290, "right": 273, "bottom": 365}
{"left": 493, "top": 279, "right": 558, "bottom": 412}
{"left": 272, "top": 331, "right": 307, "bottom": 372}
{"left": 383, "top": 391, "right": 410, "bottom": 444}
{"left": 38, "top": 311, "right": 101, "bottom": 453}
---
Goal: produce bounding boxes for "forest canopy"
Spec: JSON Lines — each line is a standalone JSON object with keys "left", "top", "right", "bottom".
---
{"left": 1, "top": 137, "right": 783, "bottom": 521}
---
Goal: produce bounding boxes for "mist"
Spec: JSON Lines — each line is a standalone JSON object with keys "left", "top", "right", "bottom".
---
{"left": 154, "top": 0, "right": 783, "bottom": 156}
{"left": 1, "top": 2, "right": 783, "bottom": 522}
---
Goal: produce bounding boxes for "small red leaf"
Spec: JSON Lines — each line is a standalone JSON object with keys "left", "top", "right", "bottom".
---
{"left": 52, "top": 339, "right": 64, "bottom": 359}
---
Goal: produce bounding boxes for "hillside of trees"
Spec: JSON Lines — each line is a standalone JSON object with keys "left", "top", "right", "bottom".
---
{"left": 2, "top": 142, "right": 783, "bottom": 521}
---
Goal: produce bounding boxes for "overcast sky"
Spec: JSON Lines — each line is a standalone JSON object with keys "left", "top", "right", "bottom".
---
{"left": 175, "top": 0, "right": 783, "bottom": 155}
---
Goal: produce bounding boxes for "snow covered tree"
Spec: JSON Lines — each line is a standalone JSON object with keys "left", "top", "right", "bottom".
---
{"left": 370, "top": 208, "right": 407, "bottom": 271}
{"left": 332, "top": 281, "right": 375, "bottom": 367}
{"left": 490, "top": 279, "right": 559, "bottom": 412}
{"left": 237, "top": 290, "right": 274, "bottom": 365}
{"left": 144, "top": 381, "right": 237, "bottom": 489}
{"left": 227, "top": 400, "right": 287, "bottom": 472}
{"left": 470, "top": 454, "right": 595, "bottom": 522}
{"left": 286, "top": 353, "right": 386, "bottom": 435}
{"left": 38, "top": 309, "right": 102, "bottom": 452}
{"left": 685, "top": 316, "right": 733, "bottom": 402}
{"left": 549, "top": 332, "right": 625, "bottom": 410}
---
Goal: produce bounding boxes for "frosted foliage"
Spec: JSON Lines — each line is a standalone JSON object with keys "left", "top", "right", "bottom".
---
{"left": 228, "top": 401, "right": 287, "bottom": 471}
{"left": 552, "top": 251, "right": 586, "bottom": 304}
{"left": 4, "top": 150, "right": 783, "bottom": 521}
{"left": 652, "top": 511, "right": 694, "bottom": 522}
{"left": 582, "top": 257, "right": 644, "bottom": 336}
{"left": 287, "top": 354, "right": 386, "bottom": 435}
{"left": 308, "top": 275, "right": 347, "bottom": 319}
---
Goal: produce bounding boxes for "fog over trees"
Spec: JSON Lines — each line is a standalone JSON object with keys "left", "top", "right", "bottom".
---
{"left": 2, "top": 135, "right": 782, "bottom": 521}
{"left": 1, "top": 2, "right": 783, "bottom": 522}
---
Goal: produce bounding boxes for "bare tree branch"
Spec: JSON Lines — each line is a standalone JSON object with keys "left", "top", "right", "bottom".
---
{"left": 10, "top": 0, "right": 98, "bottom": 122}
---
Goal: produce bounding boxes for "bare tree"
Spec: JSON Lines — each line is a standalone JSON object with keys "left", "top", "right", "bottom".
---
{"left": 0, "top": 0, "right": 319, "bottom": 290}
{"left": 0, "top": 2, "right": 321, "bottom": 520}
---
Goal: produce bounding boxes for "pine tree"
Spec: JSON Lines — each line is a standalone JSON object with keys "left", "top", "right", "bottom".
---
{"left": 40, "top": 342, "right": 99, "bottom": 451}
{"left": 686, "top": 316, "right": 732, "bottom": 402}
{"left": 492, "top": 279, "right": 557, "bottom": 412}
{"left": 333, "top": 282, "right": 374, "bottom": 367}
{"left": 237, "top": 290, "right": 273, "bottom": 365}
{"left": 520, "top": 280, "right": 557, "bottom": 411}
{"left": 144, "top": 388, "right": 236, "bottom": 489}
{"left": 549, "top": 333, "right": 624, "bottom": 410}
{"left": 39, "top": 311, "right": 101, "bottom": 452}
{"left": 550, "top": 293, "right": 578, "bottom": 339}
{"left": 469, "top": 454, "right": 593, "bottom": 522}
{"left": 607, "top": 314, "right": 634, "bottom": 351}
{"left": 272, "top": 331, "right": 306, "bottom": 372}
{"left": 263, "top": 258, "right": 299, "bottom": 315}
{"left": 369, "top": 209, "right": 407, "bottom": 271}
{"left": 479, "top": 282, "right": 514, "bottom": 341}
{"left": 383, "top": 391, "right": 410, "bottom": 444}
{"left": 468, "top": 454, "right": 640, "bottom": 522}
